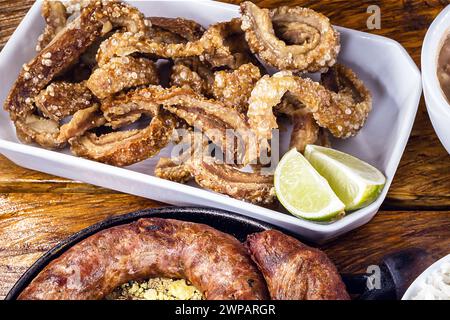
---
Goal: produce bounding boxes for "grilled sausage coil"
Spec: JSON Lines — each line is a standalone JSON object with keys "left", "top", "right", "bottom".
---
{"left": 19, "top": 218, "right": 269, "bottom": 300}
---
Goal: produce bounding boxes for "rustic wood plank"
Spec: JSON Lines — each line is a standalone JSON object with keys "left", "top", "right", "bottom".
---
{"left": 322, "top": 210, "right": 450, "bottom": 274}
{"left": 0, "top": 0, "right": 35, "bottom": 49}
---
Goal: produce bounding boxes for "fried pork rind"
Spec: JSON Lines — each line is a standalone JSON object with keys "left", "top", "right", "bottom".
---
{"left": 202, "top": 18, "right": 259, "bottom": 69}
{"left": 159, "top": 89, "right": 256, "bottom": 164}
{"left": 319, "top": 64, "right": 372, "bottom": 138}
{"left": 58, "top": 104, "right": 106, "bottom": 142}
{"left": 148, "top": 17, "right": 205, "bottom": 42}
{"left": 101, "top": 0, "right": 148, "bottom": 34}
{"left": 35, "top": 81, "right": 94, "bottom": 121}
{"left": 276, "top": 94, "right": 331, "bottom": 152}
{"left": 289, "top": 111, "right": 320, "bottom": 152}
{"left": 170, "top": 64, "right": 206, "bottom": 94}
{"left": 70, "top": 111, "right": 176, "bottom": 167}
{"left": 247, "top": 68, "right": 371, "bottom": 150}
{"left": 15, "top": 114, "right": 64, "bottom": 149}
{"left": 36, "top": 0, "right": 68, "bottom": 52}
{"left": 4, "top": 0, "right": 148, "bottom": 147}
{"left": 110, "top": 86, "right": 255, "bottom": 164}
{"left": 87, "top": 56, "right": 159, "bottom": 99}
{"left": 97, "top": 18, "right": 251, "bottom": 69}
{"left": 248, "top": 71, "right": 328, "bottom": 148}
{"left": 5, "top": 0, "right": 373, "bottom": 208}
{"left": 101, "top": 89, "right": 159, "bottom": 129}
{"left": 187, "top": 156, "right": 275, "bottom": 205}
{"left": 155, "top": 132, "right": 207, "bottom": 184}
{"left": 212, "top": 63, "right": 261, "bottom": 113}
{"left": 170, "top": 58, "right": 215, "bottom": 96}
{"left": 156, "top": 141, "right": 276, "bottom": 205}
{"left": 240, "top": 1, "right": 340, "bottom": 73}
{"left": 155, "top": 158, "right": 193, "bottom": 184}
{"left": 156, "top": 133, "right": 275, "bottom": 204}
{"left": 5, "top": 4, "right": 104, "bottom": 121}
{"left": 96, "top": 31, "right": 203, "bottom": 66}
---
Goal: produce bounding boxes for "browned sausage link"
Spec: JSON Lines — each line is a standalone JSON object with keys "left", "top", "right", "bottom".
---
{"left": 19, "top": 218, "right": 269, "bottom": 300}
{"left": 246, "top": 230, "right": 350, "bottom": 300}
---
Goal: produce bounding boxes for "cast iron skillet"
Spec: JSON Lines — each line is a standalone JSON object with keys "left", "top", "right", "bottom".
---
{"left": 6, "top": 206, "right": 275, "bottom": 300}
{"left": 6, "top": 206, "right": 412, "bottom": 300}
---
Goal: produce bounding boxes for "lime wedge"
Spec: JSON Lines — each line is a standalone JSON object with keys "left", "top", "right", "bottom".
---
{"left": 304, "top": 145, "right": 386, "bottom": 211}
{"left": 275, "top": 149, "right": 345, "bottom": 221}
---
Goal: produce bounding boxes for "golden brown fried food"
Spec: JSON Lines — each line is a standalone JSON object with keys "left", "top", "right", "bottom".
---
{"left": 100, "top": 89, "right": 159, "bottom": 129}
{"left": 171, "top": 58, "right": 215, "bottom": 96}
{"left": 319, "top": 64, "right": 372, "bottom": 137}
{"left": 170, "top": 64, "right": 206, "bottom": 94}
{"left": 187, "top": 156, "right": 275, "bottom": 204}
{"left": 148, "top": 17, "right": 205, "bottom": 42}
{"left": 102, "top": 0, "right": 148, "bottom": 34}
{"left": 4, "top": 1, "right": 148, "bottom": 147}
{"left": 160, "top": 94, "right": 255, "bottom": 164}
{"left": 212, "top": 63, "right": 261, "bottom": 113}
{"left": 97, "top": 19, "right": 249, "bottom": 69}
{"left": 246, "top": 230, "right": 350, "bottom": 300}
{"left": 155, "top": 158, "right": 193, "bottom": 184}
{"left": 5, "top": 0, "right": 373, "bottom": 208}
{"left": 35, "top": 81, "right": 94, "bottom": 121}
{"left": 289, "top": 111, "right": 320, "bottom": 153}
{"left": 276, "top": 94, "right": 331, "bottom": 152}
{"left": 111, "top": 86, "right": 255, "bottom": 164}
{"left": 87, "top": 56, "right": 159, "bottom": 99}
{"left": 5, "top": 4, "right": 103, "bottom": 121}
{"left": 240, "top": 2, "right": 340, "bottom": 73}
{"left": 15, "top": 114, "right": 63, "bottom": 149}
{"left": 145, "top": 25, "right": 187, "bottom": 45}
{"left": 36, "top": 0, "right": 68, "bottom": 51}
{"left": 155, "top": 131, "right": 209, "bottom": 183}
{"left": 96, "top": 31, "right": 204, "bottom": 66}
{"left": 247, "top": 71, "right": 328, "bottom": 149}
{"left": 202, "top": 18, "right": 258, "bottom": 69}
{"left": 247, "top": 69, "right": 371, "bottom": 150}
{"left": 70, "top": 112, "right": 176, "bottom": 167}
{"left": 58, "top": 104, "right": 106, "bottom": 142}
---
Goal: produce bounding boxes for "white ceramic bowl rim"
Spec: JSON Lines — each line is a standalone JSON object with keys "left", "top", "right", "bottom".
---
{"left": 402, "top": 253, "right": 450, "bottom": 300}
{"left": 422, "top": 5, "right": 450, "bottom": 119}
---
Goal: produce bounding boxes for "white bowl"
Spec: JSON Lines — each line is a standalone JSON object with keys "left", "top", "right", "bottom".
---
{"left": 0, "top": 0, "right": 422, "bottom": 243}
{"left": 422, "top": 5, "right": 450, "bottom": 154}
{"left": 402, "top": 254, "right": 450, "bottom": 300}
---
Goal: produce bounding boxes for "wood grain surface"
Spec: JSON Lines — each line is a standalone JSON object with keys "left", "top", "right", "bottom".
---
{"left": 0, "top": 0, "right": 449, "bottom": 299}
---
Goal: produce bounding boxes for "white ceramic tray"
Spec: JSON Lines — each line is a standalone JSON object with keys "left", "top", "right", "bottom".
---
{"left": 0, "top": 0, "right": 422, "bottom": 242}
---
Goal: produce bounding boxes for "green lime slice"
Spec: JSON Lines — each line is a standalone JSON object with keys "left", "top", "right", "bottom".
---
{"left": 275, "top": 149, "right": 345, "bottom": 221}
{"left": 304, "top": 145, "right": 386, "bottom": 211}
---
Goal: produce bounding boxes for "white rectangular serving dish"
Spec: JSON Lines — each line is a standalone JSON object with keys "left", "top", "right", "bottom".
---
{"left": 0, "top": 0, "right": 422, "bottom": 242}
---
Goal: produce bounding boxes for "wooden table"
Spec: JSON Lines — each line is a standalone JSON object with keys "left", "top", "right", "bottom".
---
{"left": 0, "top": 0, "right": 449, "bottom": 299}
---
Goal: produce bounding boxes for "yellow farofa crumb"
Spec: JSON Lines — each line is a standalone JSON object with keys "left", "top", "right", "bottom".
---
{"left": 107, "top": 278, "right": 204, "bottom": 300}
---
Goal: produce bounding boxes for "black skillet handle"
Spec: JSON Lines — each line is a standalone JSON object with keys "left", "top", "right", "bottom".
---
{"left": 342, "top": 264, "right": 397, "bottom": 300}
{"left": 342, "top": 248, "right": 432, "bottom": 300}
{"left": 341, "top": 273, "right": 370, "bottom": 294}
